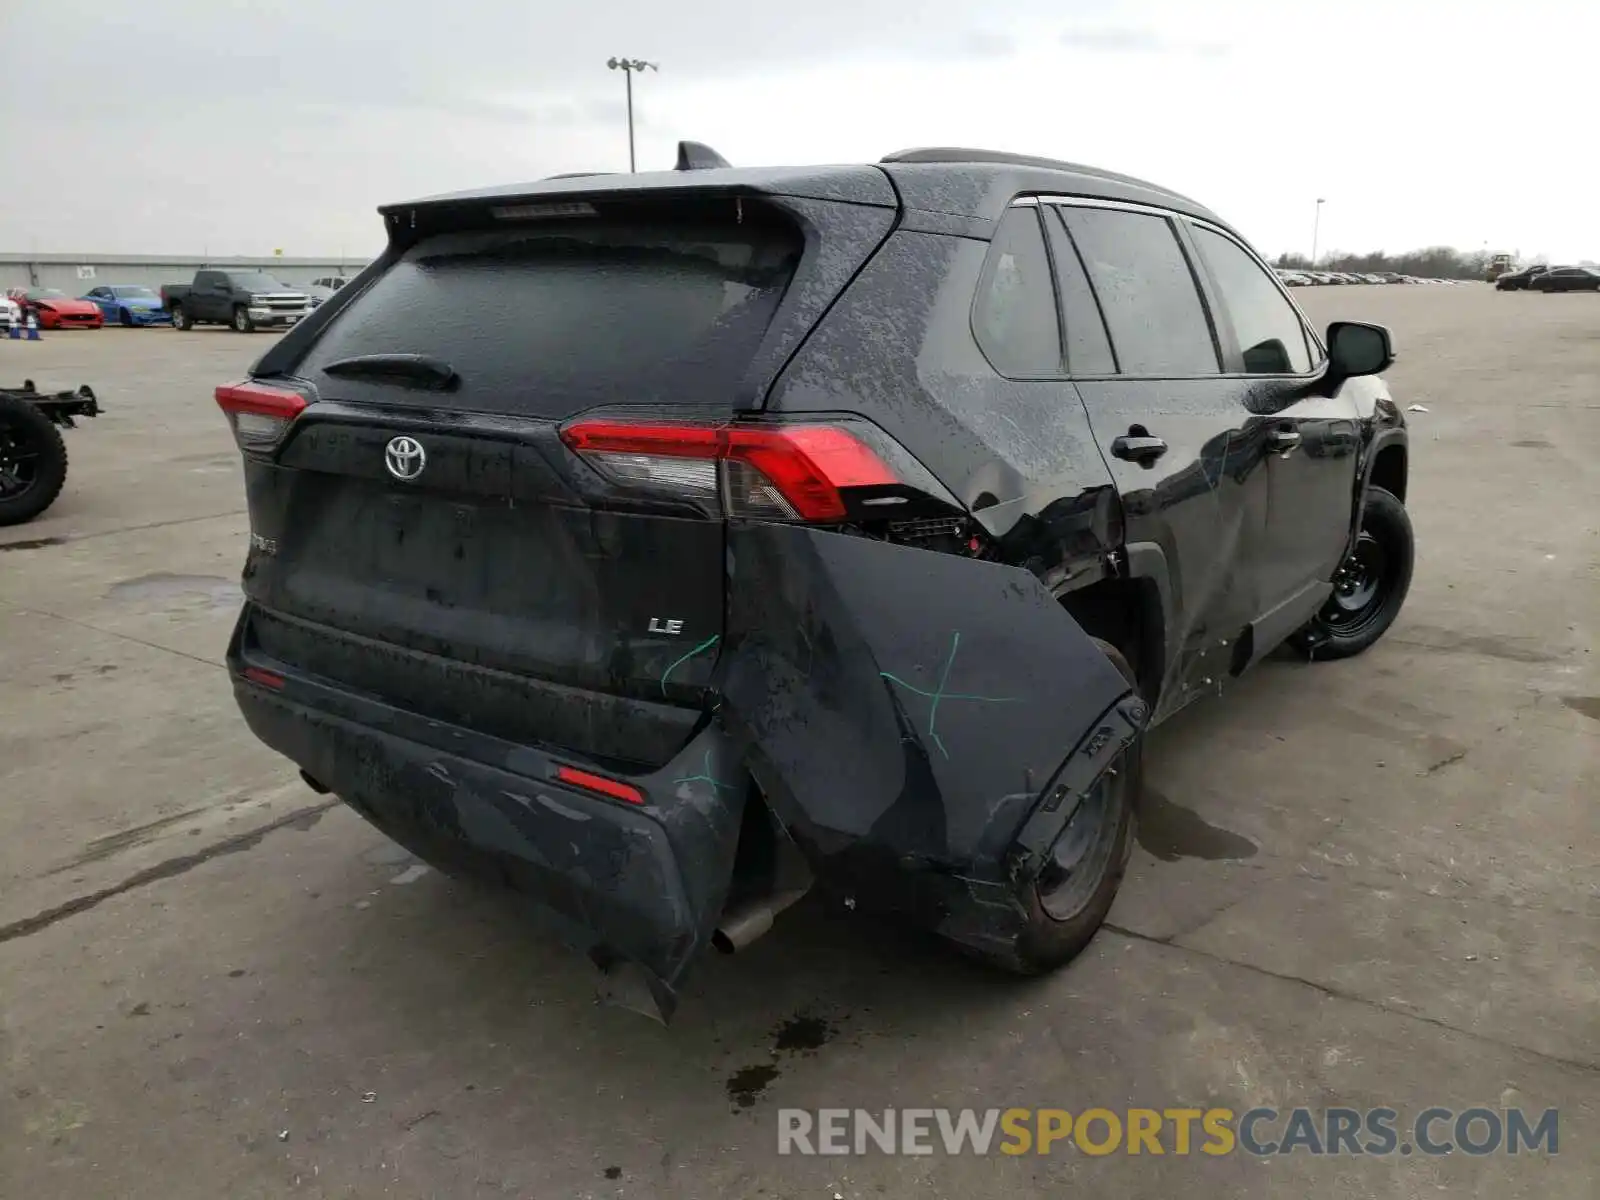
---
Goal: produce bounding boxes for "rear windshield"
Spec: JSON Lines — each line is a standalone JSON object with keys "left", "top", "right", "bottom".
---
{"left": 296, "top": 212, "right": 801, "bottom": 414}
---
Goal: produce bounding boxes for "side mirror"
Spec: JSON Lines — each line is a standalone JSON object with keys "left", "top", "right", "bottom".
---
{"left": 1326, "top": 321, "right": 1394, "bottom": 380}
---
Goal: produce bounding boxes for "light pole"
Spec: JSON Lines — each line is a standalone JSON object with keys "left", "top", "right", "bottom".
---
{"left": 606, "top": 57, "right": 658, "bottom": 173}
{"left": 1310, "top": 197, "right": 1326, "bottom": 266}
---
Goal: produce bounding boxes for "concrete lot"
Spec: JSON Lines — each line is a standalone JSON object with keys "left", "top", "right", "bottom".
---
{"left": 1, "top": 286, "right": 1596, "bottom": 1198}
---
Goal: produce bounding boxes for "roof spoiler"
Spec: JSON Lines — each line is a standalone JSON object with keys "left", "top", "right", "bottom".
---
{"left": 675, "top": 141, "right": 731, "bottom": 171}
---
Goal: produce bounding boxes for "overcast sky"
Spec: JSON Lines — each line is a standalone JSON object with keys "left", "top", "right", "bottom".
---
{"left": 1, "top": 1, "right": 1593, "bottom": 262}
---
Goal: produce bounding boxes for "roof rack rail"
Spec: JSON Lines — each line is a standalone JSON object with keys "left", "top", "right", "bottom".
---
{"left": 676, "top": 140, "right": 731, "bottom": 171}
{"left": 544, "top": 171, "right": 617, "bottom": 180}
{"left": 880, "top": 146, "right": 1191, "bottom": 204}
{"left": 883, "top": 147, "right": 1104, "bottom": 169}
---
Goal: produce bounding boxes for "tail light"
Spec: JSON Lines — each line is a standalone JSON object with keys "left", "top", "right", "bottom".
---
{"left": 560, "top": 417, "right": 952, "bottom": 523}
{"left": 215, "top": 380, "right": 308, "bottom": 452}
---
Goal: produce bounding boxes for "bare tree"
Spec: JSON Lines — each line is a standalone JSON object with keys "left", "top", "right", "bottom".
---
{"left": 1273, "top": 246, "right": 1495, "bottom": 279}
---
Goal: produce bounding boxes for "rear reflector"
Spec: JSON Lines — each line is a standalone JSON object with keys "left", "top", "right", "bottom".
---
{"left": 241, "top": 666, "right": 285, "bottom": 690}
{"left": 560, "top": 420, "right": 899, "bottom": 522}
{"left": 216, "top": 380, "right": 309, "bottom": 452}
{"left": 556, "top": 765, "right": 645, "bottom": 805}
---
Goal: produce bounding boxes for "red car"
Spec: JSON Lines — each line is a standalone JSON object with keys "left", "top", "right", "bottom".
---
{"left": 6, "top": 287, "right": 103, "bottom": 330}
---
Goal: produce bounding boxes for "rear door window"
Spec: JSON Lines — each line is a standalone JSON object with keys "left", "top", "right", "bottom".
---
{"left": 296, "top": 213, "right": 802, "bottom": 416}
{"left": 972, "top": 207, "right": 1062, "bottom": 378}
{"left": 1190, "top": 226, "right": 1313, "bottom": 374}
{"left": 1059, "top": 206, "right": 1219, "bottom": 376}
{"left": 1041, "top": 207, "right": 1117, "bottom": 375}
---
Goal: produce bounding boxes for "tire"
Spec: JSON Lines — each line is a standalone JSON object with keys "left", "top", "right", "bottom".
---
{"left": 233, "top": 305, "right": 255, "bottom": 333}
{"left": 1291, "top": 486, "right": 1414, "bottom": 661}
{"left": 118, "top": 307, "right": 133, "bottom": 327}
{"left": 985, "top": 639, "right": 1142, "bottom": 975}
{"left": 0, "top": 394, "right": 69, "bottom": 527}
{"left": 170, "top": 303, "right": 192, "bottom": 331}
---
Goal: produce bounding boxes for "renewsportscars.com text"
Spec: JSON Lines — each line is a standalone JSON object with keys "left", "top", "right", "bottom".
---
{"left": 777, "top": 1107, "right": 1560, "bottom": 1157}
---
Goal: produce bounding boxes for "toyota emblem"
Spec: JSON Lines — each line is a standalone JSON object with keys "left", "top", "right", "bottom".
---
{"left": 385, "top": 435, "right": 426, "bottom": 482}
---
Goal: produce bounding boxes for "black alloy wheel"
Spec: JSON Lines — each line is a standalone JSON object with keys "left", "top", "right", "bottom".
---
{"left": 1293, "top": 486, "right": 1414, "bottom": 660}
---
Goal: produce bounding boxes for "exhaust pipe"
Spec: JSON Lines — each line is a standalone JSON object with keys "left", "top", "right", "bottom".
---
{"left": 712, "top": 887, "right": 810, "bottom": 954}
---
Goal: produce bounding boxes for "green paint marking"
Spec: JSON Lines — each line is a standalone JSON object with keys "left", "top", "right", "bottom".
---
{"left": 927, "top": 629, "right": 960, "bottom": 748}
{"left": 673, "top": 749, "right": 738, "bottom": 794}
{"left": 879, "top": 631, "right": 1019, "bottom": 760}
{"left": 660, "top": 633, "right": 720, "bottom": 696}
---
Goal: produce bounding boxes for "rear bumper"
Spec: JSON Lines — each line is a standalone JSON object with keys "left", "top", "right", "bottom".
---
{"left": 230, "top": 628, "right": 744, "bottom": 1020}
{"left": 227, "top": 525, "right": 1145, "bottom": 1013}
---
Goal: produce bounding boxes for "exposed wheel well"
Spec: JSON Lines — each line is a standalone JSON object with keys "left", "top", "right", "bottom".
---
{"left": 1057, "top": 576, "right": 1164, "bottom": 705}
{"left": 725, "top": 783, "right": 780, "bottom": 905}
{"left": 1369, "top": 443, "right": 1407, "bottom": 503}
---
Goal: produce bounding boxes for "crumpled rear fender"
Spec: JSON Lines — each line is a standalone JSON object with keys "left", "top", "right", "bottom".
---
{"left": 716, "top": 524, "right": 1145, "bottom": 919}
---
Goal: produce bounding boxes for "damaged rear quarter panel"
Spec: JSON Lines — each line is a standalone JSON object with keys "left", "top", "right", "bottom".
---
{"left": 717, "top": 524, "right": 1134, "bottom": 896}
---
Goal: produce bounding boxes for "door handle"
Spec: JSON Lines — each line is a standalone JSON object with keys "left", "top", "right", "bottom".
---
{"left": 1111, "top": 434, "right": 1168, "bottom": 466}
{"left": 1266, "top": 427, "right": 1302, "bottom": 454}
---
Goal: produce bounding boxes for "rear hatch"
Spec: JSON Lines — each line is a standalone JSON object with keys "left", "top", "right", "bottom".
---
{"left": 227, "top": 179, "right": 896, "bottom": 769}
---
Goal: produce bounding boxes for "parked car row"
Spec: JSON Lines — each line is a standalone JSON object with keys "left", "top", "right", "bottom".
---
{"left": 1275, "top": 270, "right": 1467, "bottom": 287}
{"left": 5, "top": 287, "right": 110, "bottom": 329}
{"left": 2, "top": 271, "right": 355, "bottom": 333}
{"left": 1494, "top": 264, "right": 1600, "bottom": 292}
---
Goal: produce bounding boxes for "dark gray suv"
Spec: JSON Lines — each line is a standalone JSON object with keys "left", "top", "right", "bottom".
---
{"left": 219, "top": 144, "right": 1413, "bottom": 1019}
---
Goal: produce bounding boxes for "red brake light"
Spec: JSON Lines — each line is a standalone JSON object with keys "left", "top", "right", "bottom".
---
{"left": 560, "top": 420, "right": 899, "bottom": 522}
{"left": 555, "top": 765, "right": 644, "bottom": 805}
{"left": 216, "top": 380, "right": 308, "bottom": 452}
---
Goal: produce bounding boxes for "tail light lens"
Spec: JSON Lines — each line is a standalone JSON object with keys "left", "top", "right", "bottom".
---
{"left": 560, "top": 418, "right": 928, "bottom": 522}
{"left": 215, "top": 380, "right": 309, "bottom": 452}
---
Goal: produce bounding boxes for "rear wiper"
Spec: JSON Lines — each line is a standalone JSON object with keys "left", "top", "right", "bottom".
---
{"left": 321, "top": 353, "right": 459, "bottom": 391}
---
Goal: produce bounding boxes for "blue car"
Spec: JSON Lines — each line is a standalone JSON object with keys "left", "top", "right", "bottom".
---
{"left": 82, "top": 284, "right": 172, "bottom": 326}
